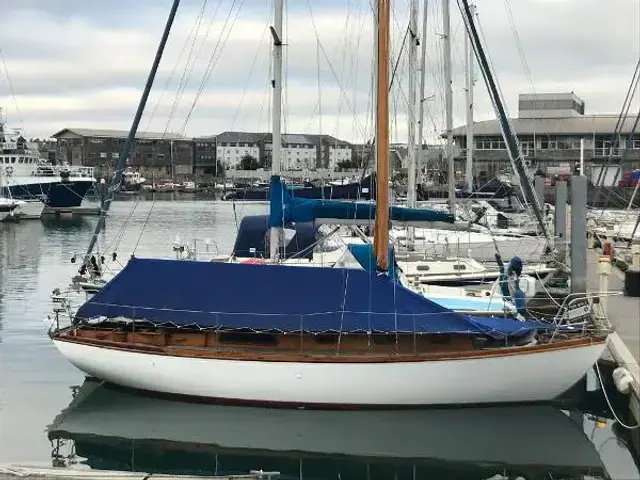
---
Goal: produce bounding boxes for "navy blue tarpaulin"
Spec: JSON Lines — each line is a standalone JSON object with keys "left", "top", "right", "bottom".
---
{"left": 269, "top": 175, "right": 455, "bottom": 228}
{"left": 75, "top": 257, "right": 553, "bottom": 337}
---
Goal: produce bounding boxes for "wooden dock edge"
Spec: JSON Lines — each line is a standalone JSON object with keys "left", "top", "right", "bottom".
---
{"left": 0, "top": 465, "right": 279, "bottom": 480}
{"left": 41, "top": 206, "right": 102, "bottom": 217}
{"left": 605, "top": 333, "right": 640, "bottom": 426}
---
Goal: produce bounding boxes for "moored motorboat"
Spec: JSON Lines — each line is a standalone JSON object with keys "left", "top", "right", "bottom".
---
{"left": 12, "top": 199, "right": 45, "bottom": 219}
{"left": 1, "top": 116, "right": 95, "bottom": 208}
{"left": 0, "top": 196, "right": 18, "bottom": 221}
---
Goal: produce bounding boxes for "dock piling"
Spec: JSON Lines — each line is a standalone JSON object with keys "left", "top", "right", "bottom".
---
{"left": 625, "top": 240, "right": 640, "bottom": 297}
{"left": 598, "top": 255, "right": 611, "bottom": 317}
{"left": 570, "top": 175, "right": 587, "bottom": 294}
{"left": 534, "top": 175, "right": 545, "bottom": 211}
{"left": 554, "top": 181, "right": 567, "bottom": 262}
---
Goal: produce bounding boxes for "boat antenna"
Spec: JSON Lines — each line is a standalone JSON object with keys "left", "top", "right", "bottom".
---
{"left": 373, "top": 0, "right": 390, "bottom": 271}
{"left": 457, "top": 0, "right": 549, "bottom": 241}
{"left": 81, "top": 0, "right": 181, "bottom": 271}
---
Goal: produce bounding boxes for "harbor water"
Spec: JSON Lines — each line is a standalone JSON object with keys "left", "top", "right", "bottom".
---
{"left": 1, "top": 196, "right": 639, "bottom": 479}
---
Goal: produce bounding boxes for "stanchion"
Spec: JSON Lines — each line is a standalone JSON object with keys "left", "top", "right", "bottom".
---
{"left": 599, "top": 255, "right": 612, "bottom": 317}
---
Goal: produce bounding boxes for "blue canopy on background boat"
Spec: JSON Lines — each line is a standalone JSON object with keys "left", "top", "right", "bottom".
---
{"left": 269, "top": 175, "right": 454, "bottom": 228}
{"left": 75, "top": 257, "right": 553, "bottom": 337}
{"left": 231, "top": 215, "right": 316, "bottom": 260}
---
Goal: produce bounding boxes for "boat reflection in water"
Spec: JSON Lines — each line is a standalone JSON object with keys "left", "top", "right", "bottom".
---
{"left": 48, "top": 379, "right": 606, "bottom": 479}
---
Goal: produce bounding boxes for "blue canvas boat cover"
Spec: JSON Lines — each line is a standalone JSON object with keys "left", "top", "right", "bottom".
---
{"left": 269, "top": 175, "right": 454, "bottom": 228}
{"left": 231, "top": 215, "right": 317, "bottom": 260}
{"left": 75, "top": 257, "right": 554, "bottom": 337}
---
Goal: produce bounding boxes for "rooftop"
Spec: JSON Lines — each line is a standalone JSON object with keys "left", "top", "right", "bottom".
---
{"left": 451, "top": 114, "right": 640, "bottom": 137}
{"left": 52, "top": 128, "right": 186, "bottom": 140}
{"left": 196, "top": 131, "right": 352, "bottom": 146}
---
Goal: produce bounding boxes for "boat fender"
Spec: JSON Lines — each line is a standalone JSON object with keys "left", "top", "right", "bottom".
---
{"left": 513, "top": 289, "right": 526, "bottom": 313}
{"left": 5, "top": 166, "right": 13, "bottom": 175}
{"left": 243, "top": 258, "right": 267, "bottom": 265}
{"left": 612, "top": 367, "right": 634, "bottom": 395}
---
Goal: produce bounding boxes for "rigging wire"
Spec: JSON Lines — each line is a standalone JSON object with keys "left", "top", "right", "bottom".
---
{"left": 598, "top": 109, "right": 640, "bottom": 211}
{"left": 143, "top": 0, "right": 215, "bottom": 133}
{"left": 132, "top": 200, "right": 157, "bottom": 255}
{"left": 594, "top": 360, "right": 639, "bottom": 430}
{"left": 179, "top": 0, "right": 248, "bottom": 136}
{"left": 594, "top": 58, "right": 640, "bottom": 198}
{"left": 330, "top": 0, "right": 354, "bottom": 141}
{"left": 0, "top": 47, "right": 23, "bottom": 131}
{"left": 165, "top": 0, "right": 212, "bottom": 131}
{"left": 304, "top": 0, "right": 369, "bottom": 140}
{"left": 502, "top": 0, "right": 536, "bottom": 95}
{"left": 229, "top": 13, "right": 272, "bottom": 130}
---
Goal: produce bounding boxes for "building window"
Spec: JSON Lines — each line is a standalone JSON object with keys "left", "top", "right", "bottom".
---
{"left": 475, "top": 138, "right": 492, "bottom": 150}
{"left": 540, "top": 139, "right": 558, "bottom": 150}
{"left": 100, "top": 152, "right": 107, "bottom": 159}
{"left": 632, "top": 139, "right": 640, "bottom": 149}
{"left": 520, "top": 141, "right": 534, "bottom": 156}
{"left": 556, "top": 137, "right": 581, "bottom": 149}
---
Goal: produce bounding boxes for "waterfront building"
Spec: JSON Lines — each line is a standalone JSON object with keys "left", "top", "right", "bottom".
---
{"left": 194, "top": 131, "right": 353, "bottom": 175}
{"left": 52, "top": 128, "right": 355, "bottom": 179}
{"left": 52, "top": 128, "right": 192, "bottom": 180}
{"left": 451, "top": 92, "right": 640, "bottom": 185}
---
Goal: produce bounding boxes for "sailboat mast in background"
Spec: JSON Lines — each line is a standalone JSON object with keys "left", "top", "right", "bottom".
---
{"left": 442, "top": 0, "right": 455, "bottom": 216}
{"left": 417, "top": 0, "right": 429, "bottom": 202}
{"left": 374, "top": 0, "right": 391, "bottom": 271}
{"left": 269, "top": 0, "right": 284, "bottom": 261}
{"left": 406, "top": 0, "right": 419, "bottom": 250}
{"left": 464, "top": 3, "right": 475, "bottom": 191}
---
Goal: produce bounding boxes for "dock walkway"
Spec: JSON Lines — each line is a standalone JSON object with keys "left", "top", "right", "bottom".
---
{"left": 0, "top": 466, "right": 279, "bottom": 480}
{"left": 587, "top": 248, "right": 639, "bottom": 438}
{"left": 587, "top": 249, "right": 639, "bottom": 362}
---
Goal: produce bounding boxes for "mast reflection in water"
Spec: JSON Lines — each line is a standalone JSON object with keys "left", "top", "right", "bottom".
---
{"left": 47, "top": 380, "right": 609, "bottom": 480}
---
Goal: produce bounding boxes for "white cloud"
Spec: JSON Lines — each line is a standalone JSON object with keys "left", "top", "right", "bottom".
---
{"left": 0, "top": 0, "right": 638, "bottom": 143}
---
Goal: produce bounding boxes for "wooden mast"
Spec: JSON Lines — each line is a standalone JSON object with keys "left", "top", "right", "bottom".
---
{"left": 373, "top": 0, "right": 390, "bottom": 271}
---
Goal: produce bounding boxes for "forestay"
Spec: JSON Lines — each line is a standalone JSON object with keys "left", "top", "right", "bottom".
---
{"left": 75, "top": 257, "right": 553, "bottom": 338}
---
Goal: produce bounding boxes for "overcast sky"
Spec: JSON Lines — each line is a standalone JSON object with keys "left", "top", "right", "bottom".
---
{"left": 0, "top": 0, "right": 638, "bottom": 143}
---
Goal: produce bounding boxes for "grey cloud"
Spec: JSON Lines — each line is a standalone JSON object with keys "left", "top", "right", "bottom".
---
{"left": 1, "top": 0, "right": 638, "bottom": 142}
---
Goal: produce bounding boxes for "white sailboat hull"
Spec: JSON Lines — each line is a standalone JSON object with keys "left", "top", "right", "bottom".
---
{"left": 0, "top": 198, "right": 17, "bottom": 221}
{"left": 387, "top": 229, "right": 549, "bottom": 263}
{"left": 13, "top": 200, "right": 45, "bottom": 219}
{"left": 53, "top": 338, "right": 605, "bottom": 407}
